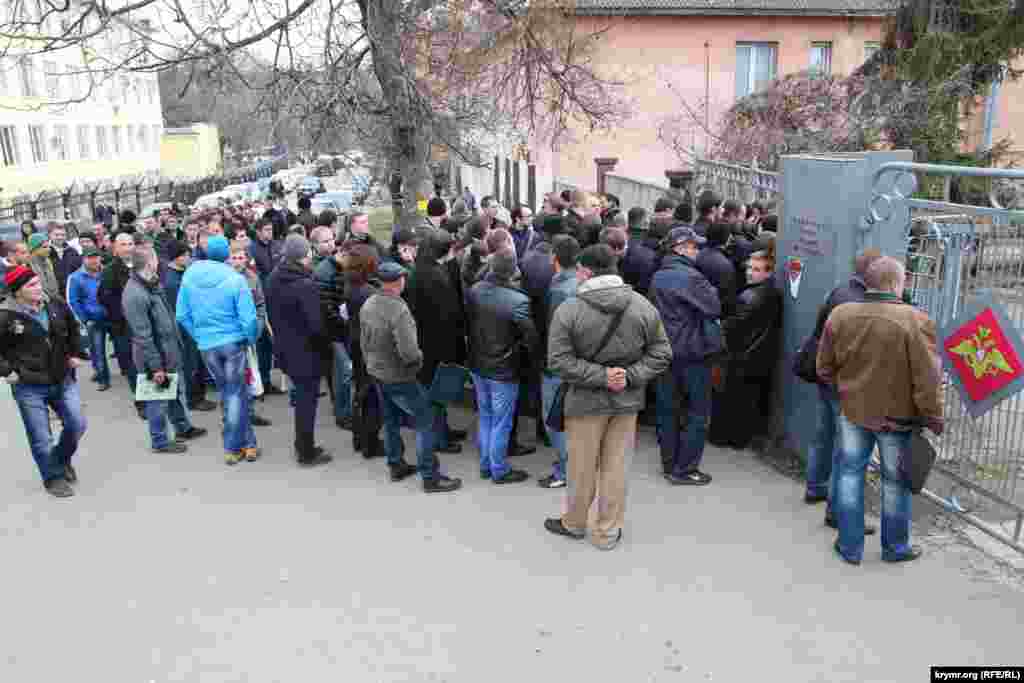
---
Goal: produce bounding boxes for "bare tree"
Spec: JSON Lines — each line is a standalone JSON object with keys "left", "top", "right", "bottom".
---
{"left": 1, "top": 0, "right": 626, "bottom": 225}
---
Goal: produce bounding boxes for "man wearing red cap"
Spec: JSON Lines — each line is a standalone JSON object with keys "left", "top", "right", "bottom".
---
{"left": 0, "top": 266, "right": 89, "bottom": 497}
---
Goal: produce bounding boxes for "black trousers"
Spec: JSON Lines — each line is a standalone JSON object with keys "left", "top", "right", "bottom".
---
{"left": 290, "top": 374, "right": 321, "bottom": 457}
{"left": 708, "top": 364, "right": 773, "bottom": 449}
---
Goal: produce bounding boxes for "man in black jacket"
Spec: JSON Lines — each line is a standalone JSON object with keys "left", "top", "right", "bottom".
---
{"left": 98, "top": 232, "right": 140, "bottom": 407}
{"left": 248, "top": 219, "right": 283, "bottom": 395}
{"left": 314, "top": 236, "right": 353, "bottom": 430}
{"left": 709, "top": 250, "right": 782, "bottom": 450}
{"left": 466, "top": 248, "right": 538, "bottom": 484}
{"left": 48, "top": 223, "right": 82, "bottom": 296}
{"left": 621, "top": 207, "right": 658, "bottom": 297}
{"left": 696, "top": 223, "right": 738, "bottom": 318}
{"left": 0, "top": 266, "right": 89, "bottom": 497}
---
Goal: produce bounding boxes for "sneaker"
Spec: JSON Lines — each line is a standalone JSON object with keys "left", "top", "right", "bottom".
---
{"left": 389, "top": 462, "right": 418, "bottom": 482}
{"left": 176, "top": 427, "right": 208, "bottom": 442}
{"left": 492, "top": 469, "right": 530, "bottom": 485}
{"left": 64, "top": 463, "right": 78, "bottom": 484}
{"left": 44, "top": 478, "right": 74, "bottom": 498}
{"left": 335, "top": 416, "right": 354, "bottom": 431}
{"left": 154, "top": 443, "right": 189, "bottom": 454}
{"left": 544, "top": 518, "right": 584, "bottom": 540}
{"left": 297, "top": 447, "right": 333, "bottom": 467}
{"left": 242, "top": 447, "right": 262, "bottom": 462}
{"left": 537, "top": 474, "right": 566, "bottom": 489}
{"left": 423, "top": 475, "right": 462, "bottom": 494}
{"left": 251, "top": 414, "right": 272, "bottom": 427}
{"left": 435, "top": 442, "right": 462, "bottom": 454}
{"left": 190, "top": 399, "right": 217, "bottom": 412}
{"left": 664, "top": 470, "right": 712, "bottom": 486}
{"left": 225, "top": 451, "right": 244, "bottom": 465}
{"left": 882, "top": 545, "right": 923, "bottom": 563}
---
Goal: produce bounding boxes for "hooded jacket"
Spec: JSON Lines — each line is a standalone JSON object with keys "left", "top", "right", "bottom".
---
{"left": 405, "top": 230, "right": 465, "bottom": 385}
{"left": 122, "top": 272, "right": 184, "bottom": 373}
{"left": 0, "top": 296, "right": 85, "bottom": 385}
{"left": 650, "top": 255, "right": 722, "bottom": 363}
{"left": 175, "top": 259, "right": 259, "bottom": 351}
{"left": 548, "top": 275, "right": 672, "bottom": 417}
{"left": 67, "top": 266, "right": 108, "bottom": 323}
{"left": 266, "top": 261, "right": 326, "bottom": 379}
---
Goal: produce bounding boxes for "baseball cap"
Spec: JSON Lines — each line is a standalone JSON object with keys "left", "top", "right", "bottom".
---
{"left": 665, "top": 226, "right": 706, "bottom": 249}
{"left": 377, "top": 261, "right": 408, "bottom": 282}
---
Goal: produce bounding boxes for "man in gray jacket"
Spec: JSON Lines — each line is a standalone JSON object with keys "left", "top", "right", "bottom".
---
{"left": 360, "top": 261, "right": 462, "bottom": 494}
{"left": 123, "top": 245, "right": 207, "bottom": 453}
{"left": 546, "top": 244, "right": 672, "bottom": 549}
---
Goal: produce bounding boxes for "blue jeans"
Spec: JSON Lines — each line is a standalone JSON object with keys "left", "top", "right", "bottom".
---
{"left": 111, "top": 332, "right": 137, "bottom": 392}
{"left": 379, "top": 381, "right": 439, "bottom": 480}
{"left": 145, "top": 372, "right": 193, "bottom": 449}
{"left": 332, "top": 342, "right": 353, "bottom": 421}
{"left": 667, "top": 360, "right": 711, "bottom": 476}
{"left": 12, "top": 378, "right": 88, "bottom": 482}
{"left": 85, "top": 321, "right": 110, "bottom": 385}
{"left": 256, "top": 329, "right": 274, "bottom": 388}
{"left": 806, "top": 385, "right": 841, "bottom": 499}
{"left": 201, "top": 342, "right": 256, "bottom": 454}
{"left": 834, "top": 415, "right": 914, "bottom": 563}
{"left": 472, "top": 373, "right": 518, "bottom": 478}
{"left": 541, "top": 373, "right": 568, "bottom": 479}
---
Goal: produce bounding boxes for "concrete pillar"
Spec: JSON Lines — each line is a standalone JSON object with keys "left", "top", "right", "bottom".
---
{"left": 594, "top": 157, "right": 618, "bottom": 195}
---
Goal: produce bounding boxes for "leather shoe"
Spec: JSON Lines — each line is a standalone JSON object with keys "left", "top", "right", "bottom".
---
{"left": 882, "top": 545, "right": 923, "bottom": 563}
{"left": 508, "top": 443, "right": 536, "bottom": 457}
{"left": 423, "top": 476, "right": 462, "bottom": 493}
{"left": 97, "top": 383, "right": 111, "bottom": 392}
{"left": 251, "top": 414, "right": 272, "bottom": 427}
{"left": 336, "top": 416, "right": 354, "bottom": 431}
{"left": 298, "top": 447, "right": 333, "bottom": 467}
{"left": 263, "top": 385, "right": 286, "bottom": 396}
{"left": 64, "top": 463, "right": 77, "bottom": 484}
{"left": 190, "top": 399, "right": 217, "bottom": 412}
{"left": 435, "top": 442, "right": 462, "bottom": 454}
{"left": 447, "top": 428, "right": 468, "bottom": 442}
{"left": 804, "top": 492, "right": 828, "bottom": 504}
{"left": 492, "top": 469, "right": 530, "bottom": 485}
{"left": 176, "top": 427, "right": 208, "bottom": 441}
{"left": 389, "top": 461, "right": 417, "bottom": 482}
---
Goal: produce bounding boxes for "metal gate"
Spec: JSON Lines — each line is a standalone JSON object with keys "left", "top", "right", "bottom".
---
{"left": 867, "top": 162, "right": 1024, "bottom": 553}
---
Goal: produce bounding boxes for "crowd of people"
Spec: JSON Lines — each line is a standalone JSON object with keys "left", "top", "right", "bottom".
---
{"left": 0, "top": 182, "right": 943, "bottom": 563}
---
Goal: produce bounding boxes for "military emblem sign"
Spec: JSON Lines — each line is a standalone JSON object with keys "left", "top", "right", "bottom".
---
{"left": 785, "top": 257, "right": 803, "bottom": 299}
{"left": 939, "top": 295, "right": 1024, "bottom": 418}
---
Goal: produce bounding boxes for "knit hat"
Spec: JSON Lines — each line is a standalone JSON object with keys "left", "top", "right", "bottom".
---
{"left": 490, "top": 247, "right": 518, "bottom": 281}
{"left": 167, "top": 240, "right": 191, "bottom": 261}
{"left": 427, "top": 197, "right": 448, "bottom": 217}
{"left": 3, "top": 265, "right": 37, "bottom": 293}
{"left": 206, "top": 235, "right": 230, "bottom": 262}
{"left": 377, "top": 261, "right": 408, "bottom": 283}
{"left": 27, "top": 234, "right": 47, "bottom": 252}
{"left": 283, "top": 233, "right": 311, "bottom": 263}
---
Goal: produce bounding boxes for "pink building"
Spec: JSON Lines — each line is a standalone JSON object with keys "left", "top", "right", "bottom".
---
{"left": 529, "top": 0, "right": 889, "bottom": 195}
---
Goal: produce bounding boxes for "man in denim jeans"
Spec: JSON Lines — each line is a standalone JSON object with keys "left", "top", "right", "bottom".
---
{"left": 361, "top": 261, "right": 462, "bottom": 494}
{"left": 803, "top": 248, "right": 881, "bottom": 534}
{"left": 817, "top": 256, "right": 943, "bottom": 565}
{"left": 67, "top": 247, "right": 111, "bottom": 391}
{"left": 0, "top": 266, "right": 88, "bottom": 497}
{"left": 176, "top": 236, "right": 261, "bottom": 465}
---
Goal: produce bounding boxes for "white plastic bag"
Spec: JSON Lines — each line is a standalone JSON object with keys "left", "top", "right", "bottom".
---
{"left": 245, "top": 346, "right": 264, "bottom": 397}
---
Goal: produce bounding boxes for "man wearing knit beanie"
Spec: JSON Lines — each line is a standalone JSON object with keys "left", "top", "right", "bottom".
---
{"left": 176, "top": 234, "right": 261, "bottom": 465}
{"left": 0, "top": 265, "right": 89, "bottom": 497}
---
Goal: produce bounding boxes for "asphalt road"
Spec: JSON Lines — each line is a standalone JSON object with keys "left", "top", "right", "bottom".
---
{"left": 1, "top": 373, "right": 1022, "bottom": 682}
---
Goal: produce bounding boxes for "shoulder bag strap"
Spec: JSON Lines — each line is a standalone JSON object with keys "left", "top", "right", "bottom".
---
{"left": 585, "top": 300, "right": 631, "bottom": 363}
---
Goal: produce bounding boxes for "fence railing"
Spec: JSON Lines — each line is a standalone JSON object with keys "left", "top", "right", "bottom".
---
{"left": 0, "top": 156, "right": 289, "bottom": 225}
{"left": 693, "top": 158, "right": 781, "bottom": 213}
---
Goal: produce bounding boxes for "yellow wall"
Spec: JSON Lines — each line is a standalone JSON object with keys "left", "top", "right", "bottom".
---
{"left": 159, "top": 124, "right": 223, "bottom": 179}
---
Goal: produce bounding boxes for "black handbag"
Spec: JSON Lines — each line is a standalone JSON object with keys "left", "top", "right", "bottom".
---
{"left": 793, "top": 302, "right": 830, "bottom": 384}
{"left": 546, "top": 302, "right": 631, "bottom": 432}
{"left": 901, "top": 428, "right": 938, "bottom": 495}
{"left": 428, "top": 362, "right": 469, "bottom": 404}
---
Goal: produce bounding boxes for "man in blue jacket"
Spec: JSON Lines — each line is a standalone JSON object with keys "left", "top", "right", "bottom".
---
{"left": 650, "top": 227, "right": 722, "bottom": 486}
{"left": 176, "top": 235, "right": 260, "bottom": 465}
{"left": 67, "top": 248, "right": 111, "bottom": 390}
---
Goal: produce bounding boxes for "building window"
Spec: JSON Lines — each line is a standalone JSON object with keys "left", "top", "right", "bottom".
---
{"left": 95, "top": 125, "right": 108, "bottom": 158}
{"left": 864, "top": 41, "right": 881, "bottom": 61}
{"left": 126, "top": 124, "right": 135, "bottom": 153}
{"left": 28, "top": 124, "right": 47, "bottom": 163}
{"left": 76, "top": 124, "right": 91, "bottom": 159}
{"left": 18, "top": 57, "right": 37, "bottom": 97}
{"left": 1, "top": 125, "right": 20, "bottom": 167}
{"left": 736, "top": 42, "right": 778, "bottom": 99}
{"left": 52, "top": 124, "right": 69, "bottom": 160}
{"left": 43, "top": 60, "right": 59, "bottom": 99}
{"left": 112, "top": 125, "right": 122, "bottom": 155}
{"left": 810, "top": 42, "right": 832, "bottom": 76}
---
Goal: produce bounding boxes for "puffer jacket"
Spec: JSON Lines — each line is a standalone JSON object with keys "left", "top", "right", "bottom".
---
{"left": 466, "top": 274, "right": 538, "bottom": 382}
{"left": 175, "top": 259, "right": 259, "bottom": 352}
{"left": 650, "top": 255, "right": 722, "bottom": 362}
{"left": 313, "top": 255, "right": 348, "bottom": 343}
{"left": 723, "top": 275, "right": 782, "bottom": 376}
{"left": 67, "top": 267, "right": 107, "bottom": 323}
{"left": 0, "top": 296, "right": 85, "bottom": 385}
{"left": 122, "top": 272, "right": 183, "bottom": 373}
{"left": 548, "top": 275, "right": 672, "bottom": 416}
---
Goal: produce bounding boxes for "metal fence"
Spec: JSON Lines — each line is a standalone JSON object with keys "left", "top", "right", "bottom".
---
{"left": 869, "top": 162, "right": 1024, "bottom": 553}
{"left": 0, "top": 156, "right": 289, "bottom": 225}
{"left": 693, "top": 158, "right": 781, "bottom": 213}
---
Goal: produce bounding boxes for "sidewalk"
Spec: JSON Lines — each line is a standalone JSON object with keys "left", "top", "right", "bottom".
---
{"left": 0, "top": 378, "right": 1021, "bottom": 682}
